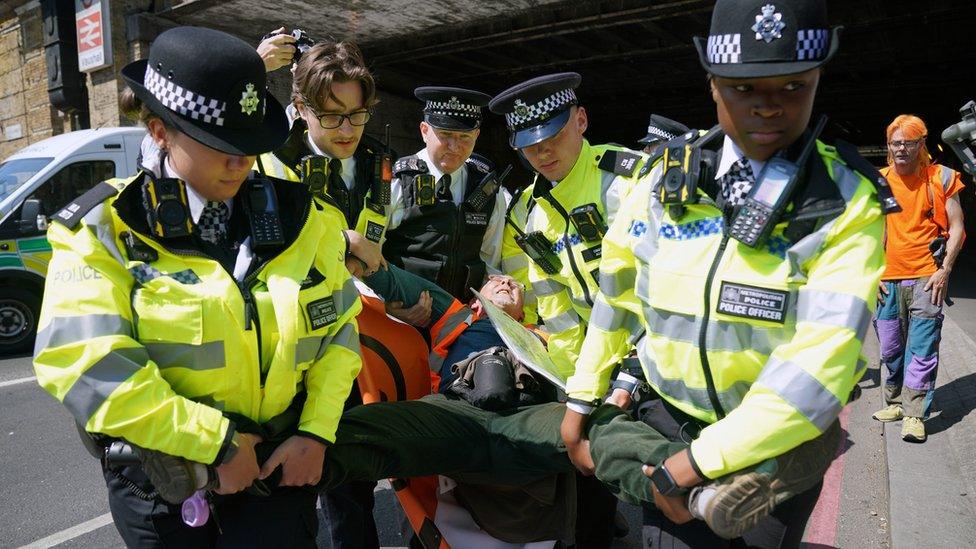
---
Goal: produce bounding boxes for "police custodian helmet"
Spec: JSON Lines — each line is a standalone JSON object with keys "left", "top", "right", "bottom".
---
{"left": 121, "top": 26, "right": 289, "bottom": 156}
{"left": 693, "top": 0, "right": 841, "bottom": 78}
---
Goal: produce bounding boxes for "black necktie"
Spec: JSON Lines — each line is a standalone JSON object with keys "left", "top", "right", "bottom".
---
{"left": 197, "top": 200, "right": 229, "bottom": 245}
{"left": 436, "top": 174, "right": 453, "bottom": 201}
{"left": 720, "top": 157, "right": 756, "bottom": 211}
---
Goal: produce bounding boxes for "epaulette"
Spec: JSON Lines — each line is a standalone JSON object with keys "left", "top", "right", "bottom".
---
{"left": 52, "top": 180, "right": 125, "bottom": 230}
{"left": 598, "top": 149, "right": 642, "bottom": 177}
{"left": 466, "top": 153, "right": 493, "bottom": 174}
{"left": 392, "top": 156, "right": 428, "bottom": 177}
{"left": 834, "top": 139, "right": 901, "bottom": 214}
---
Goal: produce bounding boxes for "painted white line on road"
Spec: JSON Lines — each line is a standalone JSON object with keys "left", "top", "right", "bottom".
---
{"left": 18, "top": 512, "right": 113, "bottom": 548}
{"left": 0, "top": 376, "right": 36, "bottom": 388}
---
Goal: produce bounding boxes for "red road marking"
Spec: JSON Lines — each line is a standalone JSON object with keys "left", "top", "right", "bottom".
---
{"left": 802, "top": 405, "right": 850, "bottom": 546}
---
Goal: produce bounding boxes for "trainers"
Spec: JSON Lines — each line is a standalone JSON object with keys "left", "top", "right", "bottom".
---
{"left": 689, "top": 420, "right": 841, "bottom": 539}
{"left": 872, "top": 404, "right": 904, "bottom": 422}
{"left": 901, "top": 417, "right": 926, "bottom": 442}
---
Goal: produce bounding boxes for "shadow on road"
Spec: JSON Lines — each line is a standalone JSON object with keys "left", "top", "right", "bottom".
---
{"left": 926, "top": 371, "right": 976, "bottom": 436}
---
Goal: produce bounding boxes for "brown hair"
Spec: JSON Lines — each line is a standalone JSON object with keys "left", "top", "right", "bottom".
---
{"left": 291, "top": 40, "right": 377, "bottom": 112}
{"left": 886, "top": 114, "right": 930, "bottom": 176}
{"left": 119, "top": 86, "right": 177, "bottom": 131}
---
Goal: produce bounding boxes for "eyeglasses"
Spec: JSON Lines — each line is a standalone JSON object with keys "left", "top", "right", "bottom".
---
{"left": 309, "top": 109, "right": 372, "bottom": 129}
{"left": 888, "top": 138, "right": 924, "bottom": 150}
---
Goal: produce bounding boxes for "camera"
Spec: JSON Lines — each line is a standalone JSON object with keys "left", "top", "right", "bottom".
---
{"left": 261, "top": 28, "right": 315, "bottom": 64}
{"left": 415, "top": 174, "right": 436, "bottom": 206}
{"left": 657, "top": 143, "right": 717, "bottom": 218}
{"left": 941, "top": 100, "right": 976, "bottom": 176}
{"left": 300, "top": 155, "right": 328, "bottom": 196}
{"left": 142, "top": 177, "right": 192, "bottom": 239}
{"left": 569, "top": 203, "right": 607, "bottom": 243}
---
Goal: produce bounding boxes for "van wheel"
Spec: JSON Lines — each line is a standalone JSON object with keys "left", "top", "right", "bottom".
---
{"left": 0, "top": 288, "right": 41, "bottom": 356}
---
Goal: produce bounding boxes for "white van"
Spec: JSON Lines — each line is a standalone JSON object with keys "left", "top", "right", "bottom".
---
{"left": 0, "top": 127, "right": 145, "bottom": 354}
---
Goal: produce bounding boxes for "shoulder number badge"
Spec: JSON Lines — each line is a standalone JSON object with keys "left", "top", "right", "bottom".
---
{"left": 752, "top": 4, "right": 785, "bottom": 43}
{"left": 240, "top": 83, "right": 260, "bottom": 115}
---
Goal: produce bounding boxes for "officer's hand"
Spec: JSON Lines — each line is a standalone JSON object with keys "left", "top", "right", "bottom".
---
{"left": 386, "top": 291, "right": 433, "bottom": 327}
{"left": 257, "top": 27, "right": 296, "bottom": 72}
{"left": 259, "top": 435, "right": 327, "bottom": 487}
{"left": 215, "top": 433, "right": 262, "bottom": 494}
{"left": 876, "top": 280, "right": 889, "bottom": 305}
{"left": 643, "top": 465, "right": 694, "bottom": 524}
{"left": 560, "top": 408, "right": 596, "bottom": 475}
{"left": 924, "top": 268, "right": 949, "bottom": 307}
{"left": 606, "top": 387, "right": 633, "bottom": 410}
{"left": 346, "top": 230, "right": 387, "bottom": 275}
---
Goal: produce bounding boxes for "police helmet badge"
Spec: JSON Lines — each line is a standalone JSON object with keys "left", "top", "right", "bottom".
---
{"left": 752, "top": 4, "right": 785, "bottom": 43}
{"left": 448, "top": 96, "right": 461, "bottom": 110}
{"left": 513, "top": 99, "right": 530, "bottom": 118}
{"left": 240, "top": 83, "right": 260, "bottom": 115}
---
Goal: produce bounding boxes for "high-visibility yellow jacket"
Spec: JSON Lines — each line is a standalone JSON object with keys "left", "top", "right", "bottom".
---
{"left": 500, "top": 182, "right": 538, "bottom": 325}
{"left": 568, "top": 141, "right": 885, "bottom": 479}
{"left": 256, "top": 130, "right": 392, "bottom": 244}
{"left": 33, "top": 173, "right": 362, "bottom": 465}
{"left": 522, "top": 140, "right": 647, "bottom": 377}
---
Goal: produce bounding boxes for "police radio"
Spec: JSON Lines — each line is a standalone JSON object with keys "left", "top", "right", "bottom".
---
{"left": 466, "top": 165, "right": 512, "bottom": 212}
{"left": 730, "top": 116, "right": 827, "bottom": 248}
{"left": 415, "top": 174, "right": 436, "bottom": 206}
{"left": 569, "top": 203, "right": 607, "bottom": 243}
{"left": 516, "top": 231, "right": 562, "bottom": 275}
{"left": 142, "top": 175, "right": 193, "bottom": 239}
{"left": 370, "top": 124, "right": 394, "bottom": 206}
{"left": 299, "top": 155, "right": 328, "bottom": 196}
{"left": 657, "top": 128, "right": 721, "bottom": 218}
{"left": 242, "top": 175, "right": 286, "bottom": 252}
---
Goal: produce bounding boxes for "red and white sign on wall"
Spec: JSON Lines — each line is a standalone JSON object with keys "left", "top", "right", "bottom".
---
{"left": 75, "top": 0, "right": 113, "bottom": 72}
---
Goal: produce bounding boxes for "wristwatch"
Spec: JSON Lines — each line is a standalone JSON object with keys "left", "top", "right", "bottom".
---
{"left": 649, "top": 462, "right": 689, "bottom": 497}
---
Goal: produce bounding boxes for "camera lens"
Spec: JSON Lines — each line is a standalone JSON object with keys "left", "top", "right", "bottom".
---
{"left": 663, "top": 168, "right": 684, "bottom": 193}
{"left": 418, "top": 185, "right": 435, "bottom": 202}
{"left": 157, "top": 201, "right": 186, "bottom": 227}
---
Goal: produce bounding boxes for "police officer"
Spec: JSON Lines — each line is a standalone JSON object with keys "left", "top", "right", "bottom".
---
{"left": 32, "top": 27, "right": 362, "bottom": 546}
{"left": 638, "top": 113, "right": 692, "bottom": 156}
{"left": 562, "top": 0, "right": 893, "bottom": 546}
{"left": 491, "top": 73, "right": 648, "bottom": 377}
{"left": 257, "top": 35, "right": 391, "bottom": 276}
{"left": 384, "top": 87, "right": 508, "bottom": 302}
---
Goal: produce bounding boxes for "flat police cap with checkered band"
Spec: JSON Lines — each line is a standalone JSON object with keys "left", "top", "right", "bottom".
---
{"left": 489, "top": 72, "right": 581, "bottom": 149}
{"left": 414, "top": 86, "right": 491, "bottom": 132}
{"left": 693, "top": 0, "right": 841, "bottom": 79}
{"left": 639, "top": 114, "right": 692, "bottom": 145}
{"left": 121, "top": 26, "right": 288, "bottom": 156}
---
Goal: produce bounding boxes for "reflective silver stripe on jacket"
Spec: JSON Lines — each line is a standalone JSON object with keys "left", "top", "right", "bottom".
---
{"left": 637, "top": 338, "right": 748, "bottom": 414}
{"left": 797, "top": 289, "right": 871, "bottom": 340}
{"left": 531, "top": 278, "right": 565, "bottom": 298}
{"left": 334, "top": 278, "right": 362, "bottom": 317}
{"left": 600, "top": 268, "right": 635, "bottom": 298}
{"left": 34, "top": 314, "right": 132, "bottom": 353}
{"left": 63, "top": 346, "right": 149, "bottom": 423}
{"left": 502, "top": 255, "right": 528, "bottom": 273}
{"left": 756, "top": 355, "right": 842, "bottom": 431}
{"left": 590, "top": 297, "right": 642, "bottom": 334}
{"left": 144, "top": 341, "right": 225, "bottom": 371}
{"left": 433, "top": 309, "right": 474, "bottom": 348}
{"left": 543, "top": 309, "right": 581, "bottom": 333}
{"left": 643, "top": 306, "right": 790, "bottom": 355}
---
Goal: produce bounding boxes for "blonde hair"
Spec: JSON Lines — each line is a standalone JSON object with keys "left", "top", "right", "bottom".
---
{"left": 886, "top": 114, "right": 930, "bottom": 177}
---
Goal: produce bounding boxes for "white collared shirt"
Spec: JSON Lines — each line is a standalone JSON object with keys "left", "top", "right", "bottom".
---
{"left": 307, "top": 137, "right": 357, "bottom": 191}
{"left": 715, "top": 135, "right": 766, "bottom": 183}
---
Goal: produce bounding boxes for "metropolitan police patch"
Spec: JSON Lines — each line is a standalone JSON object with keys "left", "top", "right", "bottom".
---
{"left": 307, "top": 296, "right": 338, "bottom": 329}
{"left": 716, "top": 281, "right": 788, "bottom": 323}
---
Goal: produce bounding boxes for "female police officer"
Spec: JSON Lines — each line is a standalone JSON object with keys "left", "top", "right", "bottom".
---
{"left": 33, "top": 27, "right": 362, "bottom": 546}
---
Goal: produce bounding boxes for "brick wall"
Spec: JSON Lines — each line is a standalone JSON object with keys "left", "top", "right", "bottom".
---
{"left": 0, "top": 2, "right": 67, "bottom": 161}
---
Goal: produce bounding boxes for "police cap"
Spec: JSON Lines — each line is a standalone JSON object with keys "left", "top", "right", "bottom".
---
{"left": 415, "top": 86, "right": 491, "bottom": 131}
{"left": 693, "top": 0, "right": 841, "bottom": 79}
{"left": 489, "top": 72, "right": 581, "bottom": 149}
{"left": 638, "top": 114, "right": 692, "bottom": 145}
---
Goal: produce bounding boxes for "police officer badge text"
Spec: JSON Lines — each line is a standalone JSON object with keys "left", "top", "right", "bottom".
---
{"left": 717, "top": 281, "right": 788, "bottom": 323}
{"left": 307, "top": 296, "right": 339, "bottom": 329}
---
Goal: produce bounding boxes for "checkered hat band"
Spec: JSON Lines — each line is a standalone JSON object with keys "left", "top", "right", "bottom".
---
{"left": 425, "top": 100, "right": 481, "bottom": 118}
{"left": 505, "top": 89, "right": 577, "bottom": 128}
{"left": 797, "top": 29, "right": 829, "bottom": 60}
{"left": 144, "top": 66, "right": 227, "bottom": 127}
{"left": 707, "top": 34, "right": 742, "bottom": 64}
{"left": 646, "top": 126, "right": 677, "bottom": 141}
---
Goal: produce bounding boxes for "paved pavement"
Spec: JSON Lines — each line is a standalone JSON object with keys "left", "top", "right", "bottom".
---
{"left": 3, "top": 266, "right": 975, "bottom": 548}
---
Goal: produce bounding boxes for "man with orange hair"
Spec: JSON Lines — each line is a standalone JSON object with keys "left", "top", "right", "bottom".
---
{"left": 874, "top": 114, "right": 966, "bottom": 442}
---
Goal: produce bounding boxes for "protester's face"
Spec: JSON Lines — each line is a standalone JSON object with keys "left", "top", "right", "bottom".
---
{"left": 149, "top": 119, "right": 254, "bottom": 202}
{"left": 420, "top": 123, "right": 479, "bottom": 174}
{"left": 520, "top": 106, "right": 587, "bottom": 182}
{"left": 301, "top": 80, "right": 366, "bottom": 160}
{"left": 711, "top": 69, "right": 820, "bottom": 161}
{"left": 888, "top": 128, "right": 924, "bottom": 171}
{"left": 480, "top": 275, "right": 524, "bottom": 319}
